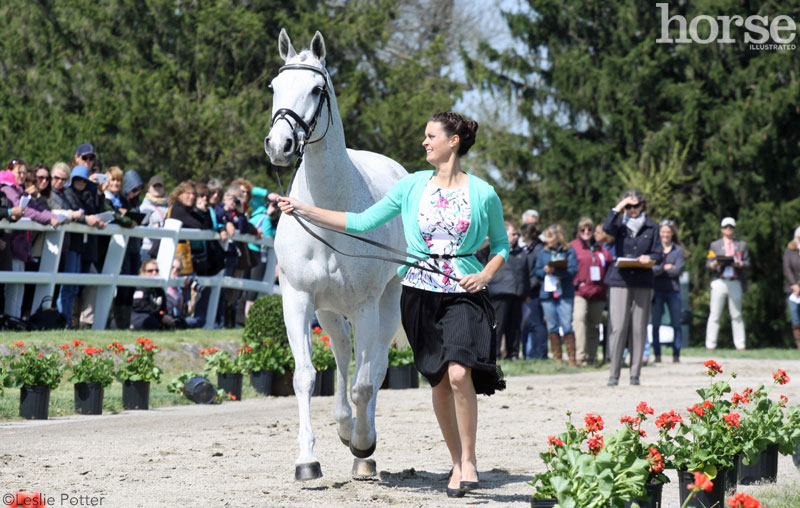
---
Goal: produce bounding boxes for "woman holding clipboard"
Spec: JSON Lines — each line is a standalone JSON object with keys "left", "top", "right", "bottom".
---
{"left": 602, "top": 190, "right": 661, "bottom": 386}
{"left": 533, "top": 224, "right": 578, "bottom": 366}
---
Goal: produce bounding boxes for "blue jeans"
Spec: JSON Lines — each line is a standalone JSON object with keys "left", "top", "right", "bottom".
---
{"left": 57, "top": 251, "right": 82, "bottom": 328}
{"left": 541, "top": 297, "right": 575, "bottom": 335}
{"left": 652, "top": 290, "right": 682, "bottom": 357}
{"left": 522, "top": 298, "right": 548, "bottom": 359}
{"left": 788, "top": 294, "right": 800, "bottom": 325}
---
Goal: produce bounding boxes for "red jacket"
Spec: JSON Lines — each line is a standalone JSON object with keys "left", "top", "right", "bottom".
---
{"left": 570, "top": 238, "right": 611, "bottom": 301}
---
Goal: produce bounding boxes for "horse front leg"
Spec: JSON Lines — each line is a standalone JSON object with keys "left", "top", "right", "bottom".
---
{"left": 315, "top": 310, "right": 353, "bottom": 448}
{"left": 281, "top": 284, "right": 320, "bottom": 480}
{"left": 350, "top": 300, "right": 392, "bottom": 462}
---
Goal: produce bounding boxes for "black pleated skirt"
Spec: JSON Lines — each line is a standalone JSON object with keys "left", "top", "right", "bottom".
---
{"left": 400, "top": 286, "right": 506, "bottom": 396}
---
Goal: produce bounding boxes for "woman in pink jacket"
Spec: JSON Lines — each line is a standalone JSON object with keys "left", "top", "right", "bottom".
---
{"left": 0, "top": 158, "right": 58, "bottom": 317}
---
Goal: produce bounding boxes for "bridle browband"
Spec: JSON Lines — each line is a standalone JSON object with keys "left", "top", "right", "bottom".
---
{"left": 265, "top": 62, "right": 468, "bottom": 283}
{"left": 265, "top": 63, "right": 332, "bottom": 159}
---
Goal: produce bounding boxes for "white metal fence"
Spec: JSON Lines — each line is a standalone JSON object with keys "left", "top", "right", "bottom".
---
{"left": 0, "top": 217, "right": 278, "bottom": 330}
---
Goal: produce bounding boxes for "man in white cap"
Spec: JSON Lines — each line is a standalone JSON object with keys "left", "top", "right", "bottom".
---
{"left": 706, "top": 217, "right": 750, "bottom": 350}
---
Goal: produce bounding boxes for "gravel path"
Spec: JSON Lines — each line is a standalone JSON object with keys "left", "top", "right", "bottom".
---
{"left": 2, "top": 357, "right": 799, "bottom": 507}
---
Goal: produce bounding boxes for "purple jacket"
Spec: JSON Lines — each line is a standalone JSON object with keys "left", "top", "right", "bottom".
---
{"left": 0, "top": 183, "right": 55, "bottom": 261}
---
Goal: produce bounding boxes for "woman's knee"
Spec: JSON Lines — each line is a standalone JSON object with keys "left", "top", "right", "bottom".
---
{"left": 447, "top": 363, "right": 471, "bottom": 389}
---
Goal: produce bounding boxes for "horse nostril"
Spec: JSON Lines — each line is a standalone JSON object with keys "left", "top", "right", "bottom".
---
{"left": 283, "top": 138, "right": 293, "bottom": 154}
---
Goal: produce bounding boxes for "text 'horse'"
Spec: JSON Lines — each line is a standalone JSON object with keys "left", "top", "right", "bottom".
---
{"left": 264, "top": 29, "right": 407, "bottom": 481}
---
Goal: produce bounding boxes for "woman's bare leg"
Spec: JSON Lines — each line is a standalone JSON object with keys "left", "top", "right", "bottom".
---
{"left": 431, "top": 369, "right": 462, "bottom": 489}
{"left": 448, "top": 362, "right": 478, "bottom": 483}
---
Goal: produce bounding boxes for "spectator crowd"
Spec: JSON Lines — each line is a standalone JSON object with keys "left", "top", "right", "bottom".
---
{"left": 0, "top": 144, "right": 281, "bottom": 331}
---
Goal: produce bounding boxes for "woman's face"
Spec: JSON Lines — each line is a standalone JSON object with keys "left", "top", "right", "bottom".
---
{"left": 196, "top": 192, "right": 208, "bottom": 211}
{"left": 660, "top": 225, "right": 674, "bottom": 244}
{"left": 171, "top": 261, "right": 181, "bottom": 277}
{"left": 143, "top": 263, "right": 160, "bottom": 277}
{"left": 72, "top": 178, "right": 88, "bottom": 192}
{"left": 149, "top": 183, "right": 164, "bottom": 197}
{"left": 594, "top": 224, "right": 605, "bottom": 244}
{"left": 12, "top": 163, "right": 27, "bottom": 186}
{"left": 422, "top": 121, "right": 456, "bottom": 166}
{"left": 545, "top": 231, "right": 558, "bottom": 249}
{"left": 52, "top": 170, "right": 68, "bottom": 191}
{"left": 36, "top": 169, "right": 50, "bottom": 191}
{"left": 579, "top": 224, "right": 593, "bottom": 241}
{"left": 625, "top": 200, "right": 644, "bottom": 218}
{"left": 178, "top": 188, "right": 196, "bottom": 207}
{"left": 108, "top": 176, "right": 122, "bottom": 194}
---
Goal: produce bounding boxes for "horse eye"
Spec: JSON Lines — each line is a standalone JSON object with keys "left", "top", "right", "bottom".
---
{"left": 312, "top": 86, "right": 323, "bottom": 96}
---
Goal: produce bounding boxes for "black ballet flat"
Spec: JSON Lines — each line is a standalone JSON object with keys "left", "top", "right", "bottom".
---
{"left": 446, "top": 468, "right": 465, "bottom": 498}
{"left": 460, "top": 471, "right": 480, "bottom": 491}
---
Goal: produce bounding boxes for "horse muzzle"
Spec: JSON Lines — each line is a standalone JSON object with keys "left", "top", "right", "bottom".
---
{"left": 264, "top": 128, "right": 297, "bottom": 167}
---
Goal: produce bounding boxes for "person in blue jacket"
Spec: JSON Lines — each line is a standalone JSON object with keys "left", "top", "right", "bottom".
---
{"left": 533, "top": 224, "right": 579, "bottom": 366}
{"left": 279, "top": 111, "right": 508, "bottom": 498}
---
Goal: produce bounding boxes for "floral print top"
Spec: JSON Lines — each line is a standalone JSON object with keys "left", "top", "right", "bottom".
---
{"left": 402, "top": 180, "right": 471, "bottom": 293}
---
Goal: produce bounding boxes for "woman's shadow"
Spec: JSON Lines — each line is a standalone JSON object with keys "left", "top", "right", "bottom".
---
{"left": 378, "top": 467, "right": 533, "bottom": 504}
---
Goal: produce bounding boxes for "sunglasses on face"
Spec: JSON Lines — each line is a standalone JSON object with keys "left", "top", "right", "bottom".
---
{"left": 146, "top": 268, "right": 159, "bottom": 274}
{"left": 52, "top": 175, "right": 67, "bottom": 182}
{"left": 80, "top": 154, "right": 96, "bottom": 161}
{"left": 580, "top": 227, "right": 593, "bottom": 233}
{"left": 624, "top": 203, "right": 642, "bottom": 210}
{"left": 37, "top": 175, "right": 50, "bottom": 181}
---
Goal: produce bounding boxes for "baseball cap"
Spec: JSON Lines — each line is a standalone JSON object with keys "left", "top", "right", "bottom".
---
{"left": 75, "top": 143, "right": 95, "bottom": 157}
{"left": 721, "top": 217, "right": 736, "bottom": 228}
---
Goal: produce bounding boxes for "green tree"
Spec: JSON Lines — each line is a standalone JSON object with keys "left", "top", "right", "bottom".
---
{"left": 467, "top": 0, "right": 800, "bottom": 347}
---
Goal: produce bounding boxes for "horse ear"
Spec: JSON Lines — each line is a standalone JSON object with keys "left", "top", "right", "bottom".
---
{"left": 279, "top": 28, "right": 296, "bottom": 61}
{"left": 310, "top": 31, "right": 326, "bottom": 61}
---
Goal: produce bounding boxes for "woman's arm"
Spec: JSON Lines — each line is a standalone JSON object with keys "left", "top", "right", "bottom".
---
{"left": 460, "top": 253, "right": 505, "bottom": 293}
{"left": 278, "top": 197, "right": 347, "bottom": 230}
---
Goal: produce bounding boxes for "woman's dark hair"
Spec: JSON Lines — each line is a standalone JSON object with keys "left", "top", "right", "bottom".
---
{"left": 520, "top": 222, "right": 540, "bottom": 243}
{"left": 429, "top": 112, "right": 479, "bottom": 157}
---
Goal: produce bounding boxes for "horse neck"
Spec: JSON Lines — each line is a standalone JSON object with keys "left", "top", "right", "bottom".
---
{"left": 294, "top": 91, "right": 358, "bottom": 207}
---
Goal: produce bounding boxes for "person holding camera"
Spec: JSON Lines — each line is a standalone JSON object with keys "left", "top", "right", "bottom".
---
{"left": 165, "top": 258, "right": 203, "bottom": 328}
{"left": 244, "top": 185, "right": 280, "bottom": 318}
{"left": 705, "top": 217, "right": 750, "bottom": 351}
{"left": 131, "top": 259, "right": 175, "bottom": 330}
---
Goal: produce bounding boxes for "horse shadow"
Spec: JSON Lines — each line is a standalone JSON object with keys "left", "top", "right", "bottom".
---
{"left": 376, "top": 467, "right": 533, "bottom": 504}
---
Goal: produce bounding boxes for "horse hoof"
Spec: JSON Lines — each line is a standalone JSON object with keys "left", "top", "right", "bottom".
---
{"left": 349, "top": 440, "right": 376, "bottom": 459}
{"left": 295, "top": 462, "right": 323, "bottom": 481}
{"left": 339, "top": 434, "right": 350, "bottom": 447}
{"left": 352, "top": 457, "right": 377, "bottom": 480}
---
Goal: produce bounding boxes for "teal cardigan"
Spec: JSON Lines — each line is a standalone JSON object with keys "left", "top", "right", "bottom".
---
{"left": 345, "top": 170, "right": 510, "bottom": 278}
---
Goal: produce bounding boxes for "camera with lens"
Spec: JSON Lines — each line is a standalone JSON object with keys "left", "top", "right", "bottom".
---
{"left": 184, "top": 275, "right": 204, "bottom": 293}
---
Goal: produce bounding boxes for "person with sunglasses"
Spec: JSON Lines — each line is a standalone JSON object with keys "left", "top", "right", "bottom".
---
{"left": 602, "top": 189, "right": 661, "bottom": 386}
{"left": 131, "top": 259, "right": 175, "bottom": 330}
{"left": 651, "top": 220, "right": 686, "bottom": 362}
{"left": 570, "top": 217, "right": 611, "bottom": 366}
{"left": 706, "top": 217, "right": 750, "bottom": 350}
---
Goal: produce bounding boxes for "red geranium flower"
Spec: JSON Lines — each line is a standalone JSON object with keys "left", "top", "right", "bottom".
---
{"left": 13, "top": 340, "right": 24, "bottom": 347}
{"left": 137, "top": 337, "right": 145, "bottom": 344}
{"left": 704, "top": 359, "right": 723, "bottom": 376}
{"left": 773, "top": 369, "right": 790, "bottom": 385}
{"left": 620, "top": 415, "right": 640, "bottom": 428}
{"left": 636, "top": 401, "right": 654, "bottom": 416}
{"left": 646, "top": 447, "right": 664, "bottom": 473}
{"left": 312, "top": 326, "right": 322, "bottom": 334}
{"left": 584, "top": 413, "right": 604, "bottom": 433}
{"left": 723, "top": 412, "right": 741, "bottom": 427}
{"left": 780, "top": 395, "right": 789, "bottom": 406}
{"left": 688, "top": 404, "right": 705, "bottom": 417}
{"left": 688, "top": 471, "right": 714, "bottom": 493}
{"left": 726, "top": 492, "right": 763, "bottom": 508}
{"left": 702, "top": 400, "right": 714, "bottom": 410}
{"left": 547, "top": 435, "right": 564, "bottom": 447}
{"left": 59, "top": 344, "right": 70, "bottom": 350}
{"left": 73, "top": 339, "right": 84, "bottom": 346}
{"left": 587, "top": 435, "right": 603, "bottom": 454}
{"left": 731, "top": 392, "right": 746, "bottom": 405}
{"left": 655, "top": 410, "right": 683, "bottom": 430}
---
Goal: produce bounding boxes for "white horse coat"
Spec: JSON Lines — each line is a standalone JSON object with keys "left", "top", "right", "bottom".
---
{"left": 265, "top": 29, "right": 406, "bottom": 480}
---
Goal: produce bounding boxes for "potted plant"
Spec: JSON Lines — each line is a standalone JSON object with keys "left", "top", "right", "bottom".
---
{"left": 242, "top": 294, "right": 294, "bottom": 396}
{"left": 200, "top": 346, "right": 247, "bottom": 401}
{"left": 384, "top": 345, "right": 415, "bottom": 389}
{"left": 735, "top": 368, "right": 797, "bottom": 484}
{"left": 115, "top": 337, "right": 162, "bottom": 410}
{"left": 3, "top": 341, "right": 64, "bottom": 419}
{"left": 617, "top": 402, "right": 669, "bottom": 508}
{"left": 64, "top": 340, "right": 116, "bottom": 415}
{"left": 311, "top": 331, "right": 336, "bottom": 396}
{"left": 656, "top": 360, "right": 743, "bottom": 507}
{"left": 167, "top": 371, "right": 227, "bottom": 404}
{"left": 530, "top": 411, "right": 650, "bottom": 507}
{"left": 241, "top": 339, "right": 291, "bottom": 396}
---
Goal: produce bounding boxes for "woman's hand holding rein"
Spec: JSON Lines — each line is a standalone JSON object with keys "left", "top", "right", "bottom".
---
{"left": 277, "top": 196, "right": 347, "bottom": 231}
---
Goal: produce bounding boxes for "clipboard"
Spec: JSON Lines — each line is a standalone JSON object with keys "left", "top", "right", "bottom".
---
{"left": 712, "top": 255, "right": 734, "bottom": 266}
{"left": 124, "top": 210, "right": 148, "bottom": 224}
{"left": 547, "top": 258, "right": 568, "bottom": 269}
{"left": 615, "top": 257, "right": 656, "bottom": 269}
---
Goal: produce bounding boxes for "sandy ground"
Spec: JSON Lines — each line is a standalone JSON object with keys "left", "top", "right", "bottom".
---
{"left": 2, "top": 357, "right": 799, "bottom": 508}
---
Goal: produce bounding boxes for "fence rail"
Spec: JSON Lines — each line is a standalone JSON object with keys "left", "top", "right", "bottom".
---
{"left": 0, "top": 217, "right": 278, "bottom": 330}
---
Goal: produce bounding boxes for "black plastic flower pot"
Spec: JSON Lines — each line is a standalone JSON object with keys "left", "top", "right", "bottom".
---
{"left": 250, "top": 369, "right": 275, "bottom": 396}
{"left": 74, "top": 382, "right": 104, "bottom": 415}
{"left": 271, "top": 370, "right": 295, "bottom": 396}
{"left": 738, "top": 443, "right": 779, "bottom": 485}
{"left": 386, "top": 365, "right": 411, "bottom": 389}
{"left": 530, "top": 498, "right": 557, "bottom": 508}
{"left": 725, "top": 455, "right": 739, "bottom": 493}
{"left": 678, "top": 469, "right": 727, "bottom": 507}
{"left": 183, "top": 376, "right": 216, "bottom": 404}
{"left": 217, "top": 372, "right": 243, "bottom": 401}
{"left": 408, "top": 364, "right": 419, "bottom": 388}
{"left": 19, "top": 385, "right": 50, "bottom": 420}
{"left": 316, "top": 369, "right": 335, "bottom": 396}
{"left": 625, "top": 481, "right": 663, "bottom": 508}
{"left": 122, "top": 380, "right": 150, "bottom": 410}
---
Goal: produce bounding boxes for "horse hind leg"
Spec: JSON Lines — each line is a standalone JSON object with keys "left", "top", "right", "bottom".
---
{"left": 315, "top": 310, "right": 353, "bottom": 447}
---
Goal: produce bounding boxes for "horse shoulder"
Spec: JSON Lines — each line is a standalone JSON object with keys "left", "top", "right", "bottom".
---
{"left": 346, "top": 149, "right": 408, "bottom": 194}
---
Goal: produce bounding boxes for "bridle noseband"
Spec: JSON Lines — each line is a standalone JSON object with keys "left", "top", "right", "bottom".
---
{"left": 265, "top": 63, "right": 332, "bottom": 159}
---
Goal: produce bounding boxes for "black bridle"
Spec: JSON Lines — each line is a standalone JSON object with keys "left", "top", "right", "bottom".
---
{"left": 265, "top": 63, "right": 468, "bottom": 283}
{"left": 265, "top": 63, "right": 332, "bottom": 160}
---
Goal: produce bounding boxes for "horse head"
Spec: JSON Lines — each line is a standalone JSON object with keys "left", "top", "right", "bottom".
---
{"left": 265, "top": 29, "right": 332, "bottom": 167}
